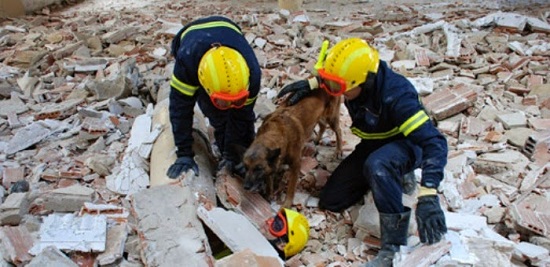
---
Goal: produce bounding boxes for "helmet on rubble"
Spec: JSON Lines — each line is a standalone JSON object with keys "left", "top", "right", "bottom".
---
{"left": 266, "top": 208, "right": 309, "bottom": 258}
{"left": 318, "top": 37, "right": 379, "bottom": 95}
{"left": 198, "top": 46, "right": 250, "bottom": 110}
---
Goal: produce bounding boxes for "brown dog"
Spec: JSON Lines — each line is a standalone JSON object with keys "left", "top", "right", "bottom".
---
{"left": 242, "top": 88, "right": 342, "bottom": 208}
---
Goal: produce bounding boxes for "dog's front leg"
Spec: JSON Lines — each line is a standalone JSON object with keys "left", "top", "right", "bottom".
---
{"left": 265, "top": 175, "right": 274, "bottom": 201}
{"left": 282, "top": 165, "right": 299, "bottom": 208}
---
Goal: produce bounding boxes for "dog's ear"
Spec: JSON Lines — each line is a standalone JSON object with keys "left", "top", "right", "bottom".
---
{"left": 266, "top": 148, "right": 281, "bottom": 162}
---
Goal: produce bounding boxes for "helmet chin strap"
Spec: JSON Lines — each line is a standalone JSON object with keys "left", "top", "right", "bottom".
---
{"left": 361, "top": 71, "right": 377, "bottom": 91}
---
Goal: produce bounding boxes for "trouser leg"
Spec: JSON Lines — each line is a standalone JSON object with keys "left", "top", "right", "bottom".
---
{"left": 319, "top": 142, "right": 377, "bottom": 212}
{"left": 363, "top": 140, "right": 421, "bottom": 214}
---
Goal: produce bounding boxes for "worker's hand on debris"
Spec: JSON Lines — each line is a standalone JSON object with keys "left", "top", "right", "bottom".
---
{"left": 277, "top": 77, "right": 319, "bottom": 106}
{"left": 166, "top": 156, "right": 199, "bottom": 178}
{"left": 415, "top": 193, "right": 447, "bottom": 245}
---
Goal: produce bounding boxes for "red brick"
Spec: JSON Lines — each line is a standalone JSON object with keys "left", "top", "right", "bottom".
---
{"left": 415, "top": 49, "right": 430, "bottom": 67}
{"left": 508, "top": 86, "right": 530, "bottom": 96}
{"left": 523, "top": 95, "right": 538, "bottom": 106}
{"left": 528, "top": 75, "right": 544, "bottom": 90}
{"left": 0, "top": 226, "right": 34, "bottom": 264}
{"left": 215, "top": 174, "right": 273, "bottom": 230}
{"left": 2, "top": 167, "right": 24, "bottom": 190}
{"left": 422, "top": 84, "right": 477, "bottom": 121}
{"left": 529, "top": 119, "right": 550, "bottom": 131}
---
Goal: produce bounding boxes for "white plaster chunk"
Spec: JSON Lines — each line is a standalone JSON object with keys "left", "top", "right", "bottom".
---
{"left": 391, "top": 60, "right": 416, "bottom": 70}
{"left": 440, "top": 171, "right": 464, "bottom": 211}
{"left": 446, "top": 231, "right": 478, "bottom": 265}
{"left": 30, "top": 213, "right": 107, "bottom": 255}
{"left": 442, "top": 23, "right": 462, "bottom": 58}
{"left": 308, "top": 213, "right": 326, "bottom": 228}
{"left": 254, "top": 37, "right": 267, "bottom": 49}
{"left": 514, "top": 242, "right": 549, "bottom": 264}
{"left": 472, "top": 12, "right": 527, "bottom": 31}
{"left": 411, "top": 20, "right": 445, "bottom": 35}
{"left": 445, "top": 212, "right": 487, "bottom": 232}
{"left": 463, "top": 227, "right": 514, "bottom": 267}
{"left": 408, "top": 77, "right": 434, "bottom": 96}
{"left": 354, "top": 193, "right": 380, "bottom": 238}
{"left": 197, "top": 206, "right": 284, "bottom": 267}
{"left": 106, "top": 151, "right": 149, "bottom": 196}
{"left": 126, "top": 109, "right": 152, "bottom": 152}
{"left": 526, "top": 17, "right": 550, "bottom": 33}
{"left": 106, "top": 104, "right": 154, "bottom": 196}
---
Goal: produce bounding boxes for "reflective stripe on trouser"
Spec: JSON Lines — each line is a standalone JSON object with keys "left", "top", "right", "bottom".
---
{"left": 319, "top": 139, "right": 421, "bottom": 213}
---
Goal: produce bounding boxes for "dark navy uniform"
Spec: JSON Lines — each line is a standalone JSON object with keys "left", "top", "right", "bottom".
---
{"left": 319, "top": 61, "right": 448, "bottom": 213}
{"left": 169, "top": 16, "right": 260, "bottom": 159}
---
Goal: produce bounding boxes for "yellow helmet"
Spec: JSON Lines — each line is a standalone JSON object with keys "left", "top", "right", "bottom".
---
{"left": 198, "top": 46, "right": 250, "bottom": 96}
{"left": 282, "top": 209, "right": 309, "bottom": 258}
{"left": 322, "top": 38, "right": 379, "bottom": 92}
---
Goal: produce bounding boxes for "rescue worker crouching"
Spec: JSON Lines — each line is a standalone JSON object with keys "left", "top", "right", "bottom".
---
{"left": 166, "top": 16, "right": 261, "bottom": 179}
{"left": 277, "top": 37, "right": 448, "bottom": 266}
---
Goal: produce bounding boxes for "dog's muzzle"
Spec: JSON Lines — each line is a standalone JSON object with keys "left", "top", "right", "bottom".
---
{"left": 243, "top": 178, "right": 265, "bottom": 193}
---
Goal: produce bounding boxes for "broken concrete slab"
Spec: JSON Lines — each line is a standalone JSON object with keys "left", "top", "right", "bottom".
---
{"left": 42, "top": 184, "right": 95, "bottom": 212}
{"left": 215, "top": 248, "right": 283, "bottom": 267}
{"left": 97, "top": 223, "right": 128, "bottom": 265}
{"left": 197, "top": 206, "right": 284, "bottom": 266}
{"left": 0, "top": 192, "right": 28, "bottom": 225}
{"left": 130, "top": 184, "right": 212, "bottom": 267}
{"left": 149, "top": 99, "right": 176, "bottom": 187}
{"left": 26, "top": 246, "right": 78, "bottom": 267}
{"left": 30, "top": 213, "right": 107, "bottom": 255}
{"left": 495, "top": 112, "right": 528, "bottom": 129}
{"left": 5, "top": 122, "right": 51, "bottom": 155}
{"left": 0, "top": 93, "right": 28, "bottom": 119}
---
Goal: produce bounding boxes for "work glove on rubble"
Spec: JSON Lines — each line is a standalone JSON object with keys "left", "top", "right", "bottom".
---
{"left": 166, "top": 156, "right": 199, "bottom": 178}
{"left": 415, "top": 187, "right": 447, "bottom": 244}
{"left": 276, "top": 77, "right": 319, "bottom": 105}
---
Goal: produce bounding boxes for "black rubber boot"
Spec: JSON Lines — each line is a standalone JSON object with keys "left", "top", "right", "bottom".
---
{"left": 365, "top": 207, "right": 411, "bottom": 267}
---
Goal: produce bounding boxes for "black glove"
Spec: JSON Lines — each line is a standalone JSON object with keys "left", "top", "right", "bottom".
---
{"left": 415, "top": 195, "right": 447, "bottom": 244}
{"left": 166, "top": 156, "right": 199, "bottom": 178}
{"left": 217, "top": 157, "right": 246, "bottom": 178}
{"left": 277, "top": 78, "right": 317, "bottom": 106}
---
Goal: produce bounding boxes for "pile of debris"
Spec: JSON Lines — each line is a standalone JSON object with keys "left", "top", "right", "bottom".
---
{"left": 1, "top": 0, "right": 550, "bottom": 266}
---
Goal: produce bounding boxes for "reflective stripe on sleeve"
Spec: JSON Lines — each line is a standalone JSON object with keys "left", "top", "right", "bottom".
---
{"left": 245, "top": 94, "right": 257, "bottom": 106}
{"left": 170, "top": 75, "right": 199, "bottom": 96}
{"left": 181, "top": 21, "right": 242, "bottom": 39}
{"left": 351, "top": 127, "right": 400, "bottom": 140}
{"left": 399, "top": 110, "right": 430, "bottom": 136}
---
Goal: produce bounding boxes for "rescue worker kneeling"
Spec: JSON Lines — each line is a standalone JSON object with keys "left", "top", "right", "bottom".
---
{"left": 265, "top": 208, "right": 309, "bottom": 259}
{"left": 278, "top": 38, "right": 448, "bottom": 266}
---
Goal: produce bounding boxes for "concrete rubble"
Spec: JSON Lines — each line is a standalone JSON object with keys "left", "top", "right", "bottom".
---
{"left": 0, "top": 0, "right": 549, "bottom": 266}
